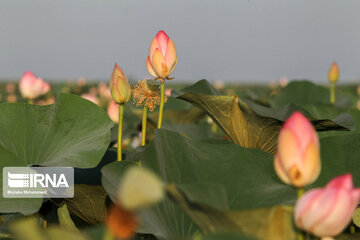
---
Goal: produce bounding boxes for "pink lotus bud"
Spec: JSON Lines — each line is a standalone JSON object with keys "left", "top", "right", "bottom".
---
{"left": 107, "top": 100, "right": 119, "bottom": 123}
{"left": 109, "top": 64, "right": 131, "bottom": 104}
{"left": 19, "top": 71, "right": 50, "bottom": 99}
{"left": 328, "top": 62, "right": 339, "bottom": 83}
{"left": 146, "top": 30, "right": 177, "bottom": 79}
{"left": 274, "top": 112, "right": 321, "bottom": 187}
{"left": 295, "top": 174, "right": 360, "bottom": 237}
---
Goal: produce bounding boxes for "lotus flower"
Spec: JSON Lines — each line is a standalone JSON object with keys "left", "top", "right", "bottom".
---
{"left": 19, "top": 71, "right": 50, "bottom": 100}
{"left": 274, "top": 112, "right": 321, "bottom": 187}
{"left": 328, "top": 62, "right": 339, "bottom": 83}
{"left": 295, "top": 174, "right": 360, "bottom": 237}
{"left": 146, "top": 30, "right": 177, "bottom": 79}
{"left": 109, "top": 64, "right": 131, "bottom": 104}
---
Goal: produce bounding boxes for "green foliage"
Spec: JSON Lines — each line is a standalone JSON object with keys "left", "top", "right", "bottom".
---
{"left": 176, "top": 80, "right": 353, "bottom": 153}
{"left": 2, "top": 79, "right": 360, "bottom": 240}
{"left": 0, "top": 94, "right": 113, "bottom": 214}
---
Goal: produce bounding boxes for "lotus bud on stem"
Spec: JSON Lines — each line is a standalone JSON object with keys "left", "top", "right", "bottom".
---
{"left": 328, "top": 62, "right": 339, "bottom": 105}
{"left": 145, "top": 30, "right": 177, "bottom": 129}
{"left": 109, "top": 63, "right": 131, "bottom": 161}
{"left": 274, "top": 112, "right": 322, "bottom": 240}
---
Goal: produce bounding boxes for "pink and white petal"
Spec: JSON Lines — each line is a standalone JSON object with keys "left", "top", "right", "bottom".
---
{"left": 165, "top": 39, "right": 177, "bottom": 73}
{"left": 283, "top": 112, "right": 318, "bottom": 152}
{"left": 156, "top": 30, "right": 169, "bottom": 56}
{"left": 312, "top": 190, "right": 353, "bottom": 236}
{"left": 278, "top": 129, "right": 301, "bottom": 170}
{"left": 274, "top": 153, "right": 291, "bottom": 184}
{"left": 326, "top": 174, "right": 353, "bottom": 191}
{"left": 295, "top": 189, "right": 322, "bottom": 227}
{"left": 302, "top": 141, "right": 321, "bottom": 185}
{"left": 151, "top": 49, "right": 166, "bottom": 78}
{"left": 146, "top": 56, "right": 158, "bottom": 77}
{"left": 300, "top": 188, "right": 338, "bottom": 231}
{"left": 149, "top": 37, "right": 160, "bottom": 59}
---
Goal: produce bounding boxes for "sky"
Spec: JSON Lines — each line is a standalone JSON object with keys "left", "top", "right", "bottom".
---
{"left": 1, "top": 0, "right": 360, "bottom": 83}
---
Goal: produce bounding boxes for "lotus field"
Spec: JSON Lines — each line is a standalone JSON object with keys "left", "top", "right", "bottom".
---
{"left": 1, "top": 31, "right": 360, "bottom": 240}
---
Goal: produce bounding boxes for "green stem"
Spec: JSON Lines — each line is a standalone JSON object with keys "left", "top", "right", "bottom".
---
{"left": 28, "top": 99, "right": 33, "bottom": 104}
{"left": 103, "top": 228, "right": 113, "bottom": 240}
{"left": 118, "top": 104, "right": 124, "bottom": 161}
{"left": 142, "top": 107, "right": 148, "bottom": 146}
{"left": 330, "top": 82, "right": 335, "bottom": 104}
{"left": 157, "top": 80, "right": 165, "bottom": 129}
{"left": 297, "top": 188, "right": 304, "bottom": 198}
{"left": 297, "top": 232, "right": 304, "bottom": 240}
{"left": 297, "top": 187, "right": 305, "bottom": 240}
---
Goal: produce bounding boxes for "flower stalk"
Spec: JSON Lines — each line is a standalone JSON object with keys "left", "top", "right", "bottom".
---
{"left": 141, "top": 107, "right": 148, "bottom": 146}
{"left": 297, "top": 187, "right": 305, "bottom": 240}
{"left": 109, "top": 63, "right": 131, "bottom": 161}
{"left": 330, "top": 82, "right": 335, "bottom": 104}
{"left": 158, "top": 80, "right": 165, "bottom": 129}
{"left": 297, "top": 187, "right": 304, "bottom": 198}
{"left": 103, "top": 228, "right": 113, "bottom": 240}
{"left": 118, "top": 104, "right": 124, "bottom": 161}
{"left": 328, "top": 62, "right": 339, "bottom": 105}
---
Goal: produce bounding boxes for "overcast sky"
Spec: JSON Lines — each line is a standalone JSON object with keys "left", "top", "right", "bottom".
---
{"left": 1, "top": 0, "right": 360, "bottom": 83}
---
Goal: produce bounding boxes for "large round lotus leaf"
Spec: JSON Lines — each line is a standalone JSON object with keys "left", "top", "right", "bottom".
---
{"left": 0, "top": 94, "right": 113, "bottom": 214}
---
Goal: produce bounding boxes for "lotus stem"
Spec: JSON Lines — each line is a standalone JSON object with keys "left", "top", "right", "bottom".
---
{"left": 141, "top": 107, "right": 148, "bottom": 146}
{"left": 157, "top": 80, "right": 165, "bottom": 129}
{"left": 297, "top": 188, "right": 304, "bottom": 198}
{"left": 297, "top": 187, "right": 305, "bottom": 240}
{"left": 117, "top": 104, "right": 124, "bottom": 161}
{"left": 103, "top": 228, "right": 113, "bottom": 240}
{"left": 330, "top": 82, "right": 335, "bottom": 104}
{"left": 28, "top": 99, "right": 33, "bottom": 104}
{"left": 297, "top": 233, "right": 304, "bottom": 240}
